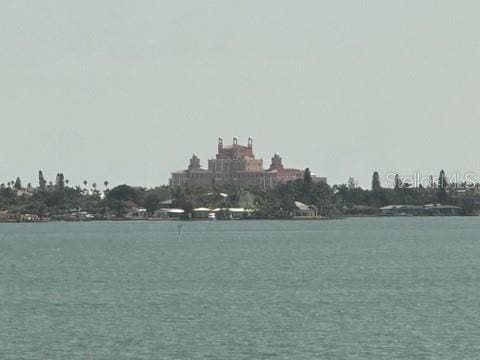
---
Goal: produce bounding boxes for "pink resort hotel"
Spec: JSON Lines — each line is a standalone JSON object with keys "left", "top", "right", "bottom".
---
{"left": 170, "top": 137, "right": 326, "bottom": 189}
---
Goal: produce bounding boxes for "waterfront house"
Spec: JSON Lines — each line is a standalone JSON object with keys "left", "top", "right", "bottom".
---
{"left": 294, "top": 201, "right": 318, "bottom": 218}
{"left": 126, "top": 207, "right": 148, "bottom": 218}
{"left": 154, "top": 208, "right": 184, "bottom": 219}
{"left": 159, "top": 199, "right": 174, "bottom": 208}
{"left": 380, "top": 204, "right": 462, "bottom": 216}
{"left": 193, "top": 207, "right": 213, "bottom": 219}
{"left": 379, "top": 205, "right": 425, "bottom": 216}
{"left": 424, "top": 204, "right": 462, "bottom": 216}
{"left": 0, "top": 210, "right": 16, "bottom": 221}
{"left": 213, "top": 208, "right": 254, "bottom": 220}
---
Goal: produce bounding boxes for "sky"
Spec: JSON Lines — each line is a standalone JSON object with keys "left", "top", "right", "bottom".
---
{"left": 1, "top": 1, "right": 480, "bottom": 189}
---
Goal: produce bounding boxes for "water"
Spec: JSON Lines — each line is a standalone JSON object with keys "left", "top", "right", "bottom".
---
{"left": 1, "top": 218, "right": 480, "bottom": 359}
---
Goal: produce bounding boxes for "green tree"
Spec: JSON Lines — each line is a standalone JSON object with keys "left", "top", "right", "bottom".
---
{"left": 394, "top": 174, "right": 402, "bottom": 190}
{"left": 438, "top": 169, "right": 448, "bottom": 190}
{"left": 39, "top": 170, "right": 47, "bottom": 191}
{"left": 144, "top": 192, "right": 161, "bottom": 214}
{"left": 171, "top": 185, "right": 204, "bottom": 218}
{"left": 303, "top": 168, "right": 312, "bottom": 184}
{"left": 55, "top": 173, "right": 65, "bottom": 191}
{"left": 107, "top": 184, "right": 145, "bottom": 205}
{"left": 45, "top": 189, "right": 66, "bottom": 208}
{"left": 372, "top": 171, "right": 381, "bottom": 191}
{"left": 437, "top": 170, "right": 448, "bottom": 204}
{"left": 14, "top": 177, "right": 22, "bottom": 190}
{"left": 348, "top": 177, "right": 356, "bottom": 190}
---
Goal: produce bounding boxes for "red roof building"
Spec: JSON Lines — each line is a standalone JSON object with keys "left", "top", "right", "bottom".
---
{"left": 170, "top": 137, "right": 326, "bottom": 189}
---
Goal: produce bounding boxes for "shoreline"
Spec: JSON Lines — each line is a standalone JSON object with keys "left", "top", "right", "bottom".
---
{"left": 1, "top": 214, "right": 477, "bottom": 224}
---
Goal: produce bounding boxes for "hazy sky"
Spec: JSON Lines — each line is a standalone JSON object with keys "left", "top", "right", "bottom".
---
{"left": 2, "top": 1, "right": 480, "bottom": 188}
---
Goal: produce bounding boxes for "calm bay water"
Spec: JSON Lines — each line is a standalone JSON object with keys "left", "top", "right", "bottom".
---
{"left": 1, "top": 218, "right": 480, "bottom": 359}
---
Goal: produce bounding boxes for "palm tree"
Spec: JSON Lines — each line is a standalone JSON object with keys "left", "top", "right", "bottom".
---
{"left": 83, "top": 180, "right": 88, "bottom": 189}
{"left": 104, "top": 180, "right": 109, "bottom": 189}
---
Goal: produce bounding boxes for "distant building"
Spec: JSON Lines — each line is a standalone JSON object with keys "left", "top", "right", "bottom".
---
{"left": 170, "top": 137, "right": 327, "bottom": 189}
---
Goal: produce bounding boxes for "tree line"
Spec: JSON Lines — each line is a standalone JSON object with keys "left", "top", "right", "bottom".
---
{"left": 1, "top": 168, "right": 479, "bottom": 219}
